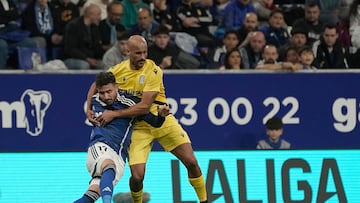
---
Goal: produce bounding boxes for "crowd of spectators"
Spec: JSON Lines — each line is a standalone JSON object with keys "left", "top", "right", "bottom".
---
{"left": 0, "top": 0, "right": 359, "bottom": 70}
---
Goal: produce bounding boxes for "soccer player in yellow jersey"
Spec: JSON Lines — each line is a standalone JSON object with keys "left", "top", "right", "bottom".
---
{"left": 86, "top": 35, "right": 208, "bottom": 203}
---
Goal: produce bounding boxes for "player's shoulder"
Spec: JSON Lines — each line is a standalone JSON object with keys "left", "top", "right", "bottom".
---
{"left": 145, "top": 59, "right": 162, "bottom": 74}
{"left": 118, "top": 90, "right": 141, "bottom": 105}
{"left": 145, "top": 59, "right": 160, "bottom": 67}
{"left": 108, "top": 59, "right": 130, "bottom": 72}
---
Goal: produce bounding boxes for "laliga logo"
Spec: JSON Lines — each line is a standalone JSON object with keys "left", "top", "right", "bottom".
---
{"left": 0, "top": 89, "right": 52, "bottom": 136}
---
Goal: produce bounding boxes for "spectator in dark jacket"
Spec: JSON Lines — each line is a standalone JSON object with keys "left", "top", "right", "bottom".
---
{"left": 314, "top": 24, "right": 348, "bottom": 69}
{"left": 148, "top": 25, "right": 200, "bottom": 69}
{"left": 50, "top": 0, "right": 79, "bottom": 47}
{"left": 0, "top": 0, "right": 36, "bottom": 68}
{"left": 63, "top": 4, "right": 104, "bottom": 69}
{"left": 129, "top": 6, "right": 158, "bottom": 46}
{"left": 99, "top": 1, "right": 125, "bottom": 53}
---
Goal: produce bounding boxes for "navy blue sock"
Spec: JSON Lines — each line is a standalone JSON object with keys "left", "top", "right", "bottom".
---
{"left": 100, "top": 168, "right": 115, "bottom": 203}
{"left": 74, "top": 189, "right": 99, "bottom": 203}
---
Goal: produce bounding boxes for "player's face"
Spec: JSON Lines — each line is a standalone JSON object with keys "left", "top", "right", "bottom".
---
{"left": 97, "top": 83, "right": 118, "bottom": 105}
{"left": 128, "top": 42, "right": 147, "bottom": 69}
{"left": 266, "top": 129, "right": 283, "bottom": 142}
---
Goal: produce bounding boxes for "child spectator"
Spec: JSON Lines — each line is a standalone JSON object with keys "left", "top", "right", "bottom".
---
{"left": 284, "top": 46, "right": 299, "bottom": 64}
{"left": 258, "top": 9, "right": 290, "bottom": 50}
{"left": 213, "top": 30, "right": 239, "bottom": 67}
{"left": 256, "top": 117, "right": 291, "bottom": 149}
{"left": 298, "top": 45, "right": 317, "bottom": 70}
{"left": 102, "top": 31, "right": 130, "bottom": 69}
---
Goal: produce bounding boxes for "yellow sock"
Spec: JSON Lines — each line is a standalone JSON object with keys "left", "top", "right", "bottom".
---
{"left": 131, "top": 189, "right": 143, "bottom": 203}
{"left": 189, "top": 175, "right": 207, "bottom": 202}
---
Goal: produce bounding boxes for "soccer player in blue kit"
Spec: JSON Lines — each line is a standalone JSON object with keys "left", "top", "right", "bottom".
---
{"left": 74, "top": 72, "right": 169, "bottom": 203}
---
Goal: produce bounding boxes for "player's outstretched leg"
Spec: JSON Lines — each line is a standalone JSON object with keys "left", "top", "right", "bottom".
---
{"left": 99, "top": 164, "right": 116, "bottom": 203}
{"left": 172, "top": 143, "right": 207, "bottom": 202}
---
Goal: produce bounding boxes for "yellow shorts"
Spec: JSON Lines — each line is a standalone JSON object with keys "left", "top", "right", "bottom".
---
{"left": 128, "top": 115, "right": 191, "bottom": 165}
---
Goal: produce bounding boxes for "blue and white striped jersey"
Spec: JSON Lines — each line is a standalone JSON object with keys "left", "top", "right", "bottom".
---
{"left": 88, "top": 91, "right": 165, "bottom": 162}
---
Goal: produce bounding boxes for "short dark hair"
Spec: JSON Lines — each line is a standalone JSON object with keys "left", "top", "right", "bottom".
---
{"left": 323, "top": 23, "right": 338, "bottom": 33}
{"left": 117, "top": 31, "right": 131, "bottom": 41}
{"left": 265, "top": 117, "right": 283, "bottom": 130}
{"left": 224, "top": 29, "right": 238, "bottom": 39}
{"left": 305, "top": 1, "right": 320, "bottom": 9}
{"left": 152, "top": 25, "right": 170, "bottom": 36}
{"left": 95, "top": 72, "right": 116, "bottom": 88}
{"left": 291, "top": 28, "right": 307, "bottom": 36}
{"left": 298, "top": 45, "right": 313, "bottom": 56}
{"left": 269, "top": 8, "right": 283, "bottom": 18}
{"left": 107, "top": 0, "right": 123, "bottom": 13}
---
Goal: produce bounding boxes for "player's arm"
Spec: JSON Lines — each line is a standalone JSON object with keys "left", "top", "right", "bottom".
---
{"left": 138, "top": 104, "right": 170, "bottom": 127}
{"left": 86, "top": 82, "right": 100, "bottom": 126}
{"left": 96, "top": 91, "right": 158, "bottom": 126}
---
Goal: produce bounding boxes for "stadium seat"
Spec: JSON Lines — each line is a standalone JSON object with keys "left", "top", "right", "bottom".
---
{"left": 17, "top": 47, "right": 47, "bottom": 70}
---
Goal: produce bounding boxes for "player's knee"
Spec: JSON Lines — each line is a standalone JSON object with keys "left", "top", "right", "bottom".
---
{"left": 89, "top": 177, "right": 101, "bottom": 194}
{"left": 130, "top": 165, "right": 145, "bottom": 182}
{"left": 130, "top": 171, "right": 145, "bottom": 182}
{"left": 183, "top": 156, "right": 199, "bottom": 170}
{"left": 102, "top": 163, "right": 116, "bottom": 173}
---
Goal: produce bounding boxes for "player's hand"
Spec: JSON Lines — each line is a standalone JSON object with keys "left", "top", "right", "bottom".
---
{"left": 96, "top": 110, "right": 116, "bottom": 127}
{"left": 86, "top": 109, "right": 100, "bottom": 126}
{"left": 157, "top": 104, "right": 170, "bottom": 117}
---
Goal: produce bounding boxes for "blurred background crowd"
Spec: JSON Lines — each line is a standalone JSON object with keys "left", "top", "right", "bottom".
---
{"left": 1, "top": 0, "right": 359, "bottom": 71}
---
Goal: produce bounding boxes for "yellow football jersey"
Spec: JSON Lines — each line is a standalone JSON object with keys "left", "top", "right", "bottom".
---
{"left": 108, "top": 59, "right": 167, "bottom": 128}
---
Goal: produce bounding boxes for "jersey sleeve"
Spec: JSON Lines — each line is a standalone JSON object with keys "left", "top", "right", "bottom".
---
{"left": 137, "top": 113, "right": 165, "bottom": 128}
{"left": 118, "top": 90, "right": 165, "bottom": 127}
